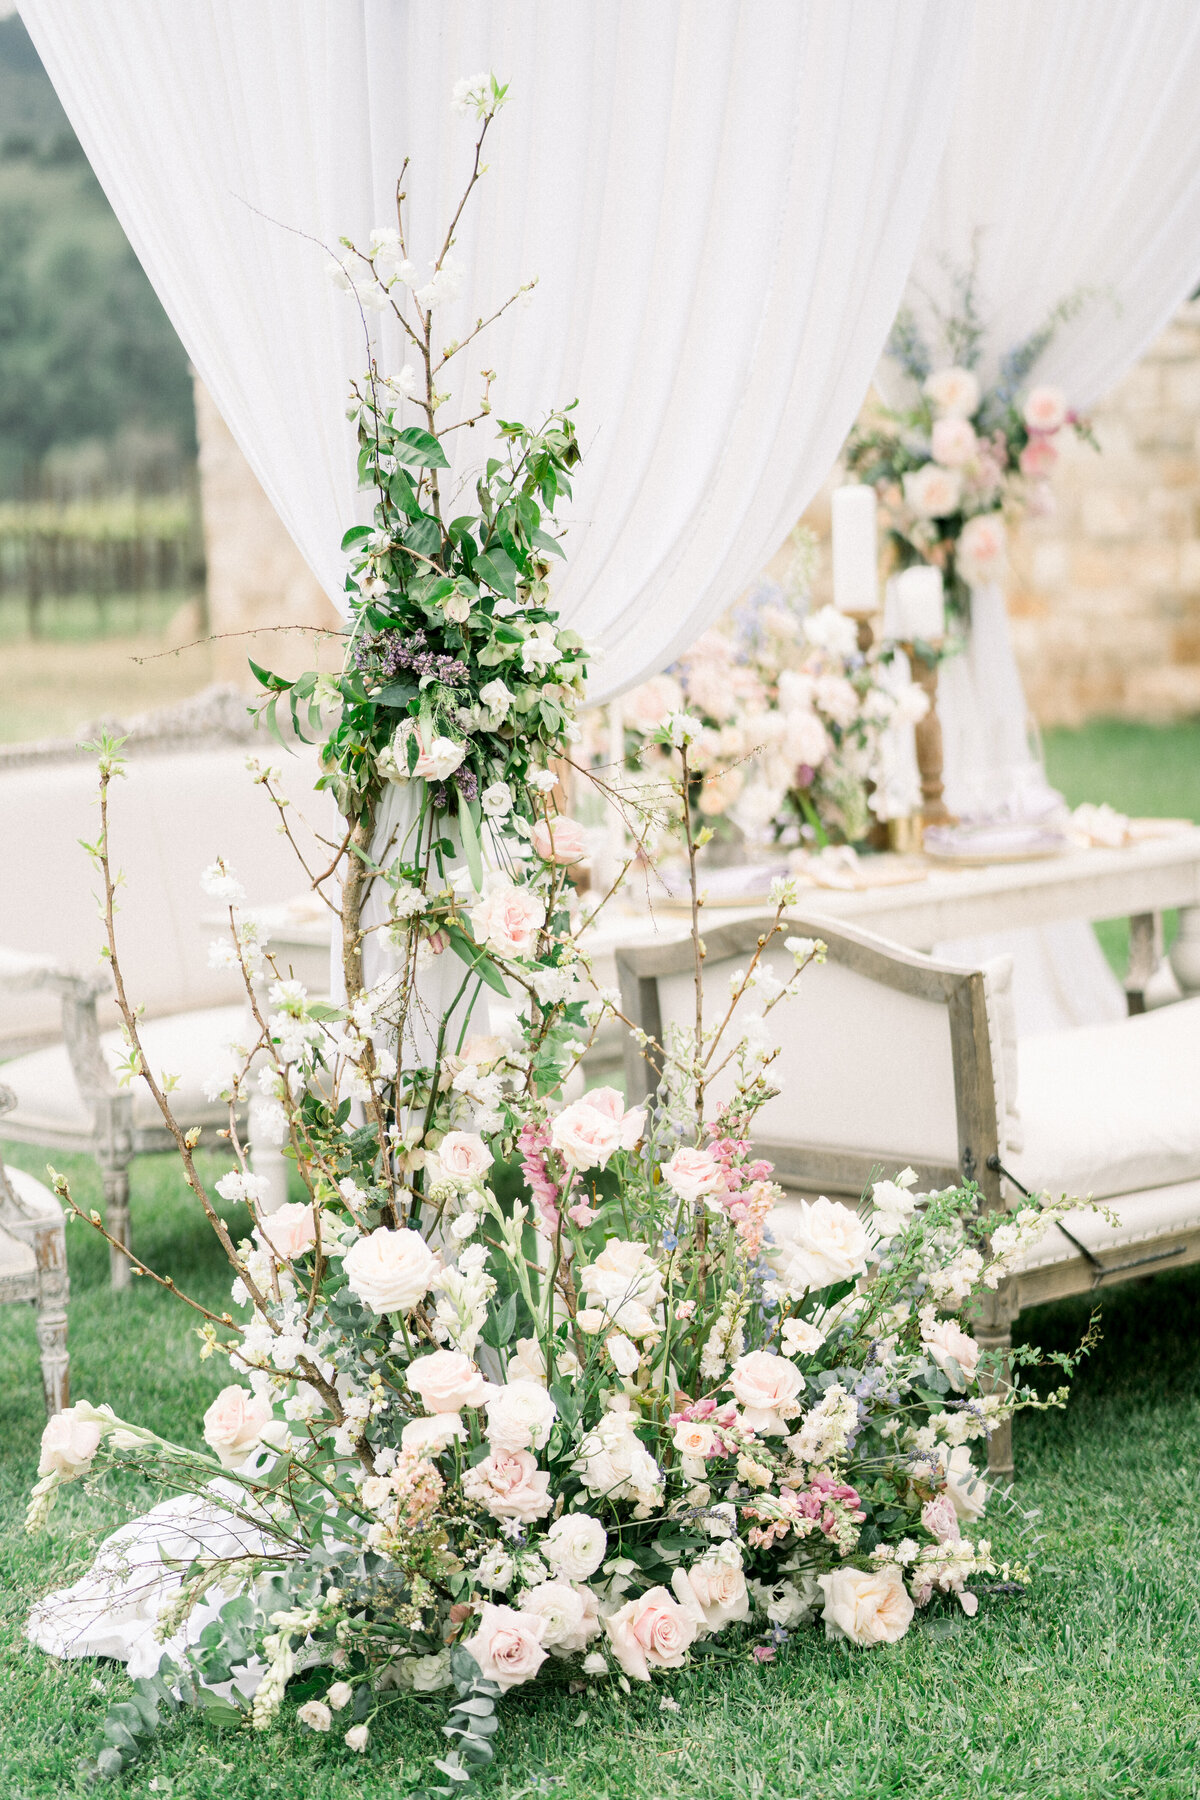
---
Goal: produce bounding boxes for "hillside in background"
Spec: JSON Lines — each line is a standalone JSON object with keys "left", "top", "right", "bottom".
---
{"left": 0, "top": 15, "right": 194, "bottom": 494}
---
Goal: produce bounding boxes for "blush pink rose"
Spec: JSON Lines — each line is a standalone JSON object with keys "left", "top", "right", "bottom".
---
{"left": 920, "top": 1319, "right": 981, "bottom": 1391}
{"left": 462, "top": 1449, "right": 553, "bottom": 1521}
{"left": 38, "top": 1404, "right": 105, "bottom": 1478}
{"left": 430, "top": 1130, "right": 493, "bottom": 1185}
{"left": 626, "top": 673, "right": 684, "bottom": 733}
{"left": 406, "top": 1349, "right": 491, "bottom": 1413}
{"left": 1022, "top": 385, "right": 1067, "bottom": 433}
{"left": 671, "top": 1553, "right": 751, "bottom": 1635}
{"left": 931, "top": 416, "right": 978, "bottom": 468}
{"left": 343, "top": 1227, "right": 440, "bottom": 1315}
{"left": 921, "top": 1494, "right": 962, "bottom": 1544}
{"left": 462, "top": 1603, "right": 549, "bottom": 1690}
{"left": 956, "top": 512, "right": 1007, "bottom": 586}
{"left": 469, "top": 882, "right": 542, "bottom": 961}
{"left": 729, "top": 1349, "right": 804, "bottom": 1435}
{"left": 578, "top": 1086, "right": 646, "bottom": 1150}
{"left": 531, "top": 815, "right": 588, "bottom": 865}
{"left": 604, "top": 1586, "right": 698, "bottom": 1681}
{"left": 203, "top": 1385, "right": 274, "bottom": 1469}
{"left": 924, "top": 365, "right": 980, "bottom": 419}
{"left": 661, "top": 1146, "right": 724, "bottom": 1205}
{"left": 903, "top": 463, "right": 964, "bottom": 519}
{"left": 1019, "top": 436, "right": 1058, "bottom": 478}
{"left": 256, "top": 1201, "right": 317, "bottom": 1263}
{"left": 551, "top": 1098, "right": 623, "bottom": 1171}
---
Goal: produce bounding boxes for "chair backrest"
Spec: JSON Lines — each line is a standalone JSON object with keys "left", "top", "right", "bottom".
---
{"left": 0, "top": 742, "right": 337, "bottom": 1053}
{"left": 617, "top": 913, "right": 1002, "bottom": 1207}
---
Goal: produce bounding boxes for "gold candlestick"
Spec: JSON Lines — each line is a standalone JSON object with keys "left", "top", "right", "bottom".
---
{"left": 904, "top": 641, "right": 953, "bottom": 827}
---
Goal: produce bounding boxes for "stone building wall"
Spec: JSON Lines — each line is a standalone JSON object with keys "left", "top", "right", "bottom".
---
{"left": 193, "top": 378, "right": 343, "bottom": 686}
{"left": 1006, "top": 301, "right": 1200, "bottom": 725}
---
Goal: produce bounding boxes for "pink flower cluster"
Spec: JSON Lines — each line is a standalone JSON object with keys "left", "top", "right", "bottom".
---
{"left": 704, "top": 1135, "right": 777, "bottom": 1256}
{"left": 518, "top": 1121, "right": 560, "bottom": 1232}
{"left": 743, "top": 1474, "right": 864, "bottom": 1550}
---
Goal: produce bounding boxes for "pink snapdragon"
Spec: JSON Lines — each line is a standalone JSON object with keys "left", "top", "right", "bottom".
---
{"left": 518, "top": 1121, "right": 560, "bottom": 1232}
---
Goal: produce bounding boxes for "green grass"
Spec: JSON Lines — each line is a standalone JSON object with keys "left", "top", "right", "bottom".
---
{"left": 1043, "top": 716, "right": 1200, "bottom": 975}
{"left": 2, "top": 1142, "right": 1199, "bottom": 1799}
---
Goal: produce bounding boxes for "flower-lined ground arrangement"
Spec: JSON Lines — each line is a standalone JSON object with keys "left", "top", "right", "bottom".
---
{"left": 26, "top": 79, "right": 1090, "bottom": 1799}
{"left": 844, "top": 263, "right": 1098, "bottom": 624}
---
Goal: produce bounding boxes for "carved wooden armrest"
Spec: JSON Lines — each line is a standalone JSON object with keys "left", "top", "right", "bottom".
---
{"left": 0, "top": 945, "right": 121, "bottom": 1108}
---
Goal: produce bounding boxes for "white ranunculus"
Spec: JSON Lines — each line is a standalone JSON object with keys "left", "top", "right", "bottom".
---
{"left": 818, "top": 1564, "right": 915, "bottom": 1647}
{"left": 343, "top": 1227, "right": 441, "bottom": 1315}
{"left": 543, "top": 1511, "right": 608, "bottom": 1581}
{"left": 924, "top": 365, "right": 980, "bottom": 419}
{"left": 519, "top": 1579, "right": 600, "bottom": 1654}
{"left": 779, "top": 1196, "right": 869, "bottom": 1296}
{"left": 484, "top": 1379, "right": 558, "bottom": 1453}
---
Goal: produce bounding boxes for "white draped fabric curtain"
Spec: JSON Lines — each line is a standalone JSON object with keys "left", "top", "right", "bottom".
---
{"left": 20, "top": 0, "right": 972, "bottom": 701}
{"left": 889, "top": 0, "right": 1200, "bottom": 1030}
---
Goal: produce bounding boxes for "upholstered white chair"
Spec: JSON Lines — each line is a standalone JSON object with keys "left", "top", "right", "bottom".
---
{"left": 0, "top": 703, "right": 337, "bottom": 1286}
{"left": 617, "top": 914, "right": 1200, "bottom": 1481}
{"left": 0, "top": 1085, "right": 69, "bottom": 1417}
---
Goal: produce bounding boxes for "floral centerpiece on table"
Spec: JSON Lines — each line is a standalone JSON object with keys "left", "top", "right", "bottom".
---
{"left": 28, "top": 81, "right": 1087, "bottom": 1797}
{"left": 844, "top": 266, "right": 1097, "bottom": 620}
{"left": 616, "top": 556, "right": 929, "bottom": 850}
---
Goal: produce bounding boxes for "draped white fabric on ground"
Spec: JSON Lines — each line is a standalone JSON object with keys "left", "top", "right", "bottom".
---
{"left": 890, "top": 0, "right": 1200, "bottom": 1030}
{"left": 19, "top": 0, "right": 971, "bottom": 700}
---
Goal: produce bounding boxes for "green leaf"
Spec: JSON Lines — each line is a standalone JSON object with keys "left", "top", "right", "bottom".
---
{"left": 458, "top": 799, "right": 484, "bottom": 894}
{"left": 389, "top": 467, "right": 422, "bottom": 517}
{"left": 248, "top": 658, "right": 291, "bottom": 693}
{"left": 532, "top": 526, "right": 566, "bottom": 559}
{"left": 406, "top": 515, "right": 443, "bottom": 562}
{"left": 475, "top": 546, "right": 518, "bottom": 600}
{"left": 377, "top": 678, "right": 419, "bottom": 708}
{"left": 393, "top": 426, "right": 450, "bottom": 469}
{"left": 341, "top": 524, "right": 373, "bottom": 550}
{"left": 445, "top": 924, "right": 510, "bottom": 997}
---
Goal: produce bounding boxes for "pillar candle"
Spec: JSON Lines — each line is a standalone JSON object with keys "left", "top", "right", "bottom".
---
{"left": 831, "top": 483, "right": 878, "bottom": 616}
{"left": 893, "top": 563, "right": 945, "bottom": 641}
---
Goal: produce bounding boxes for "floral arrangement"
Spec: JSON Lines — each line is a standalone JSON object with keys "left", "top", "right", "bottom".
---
{"left": 616, "top": 565, "right": 929, "bottom": 849}
{"left": 28, "top": 81, "right": 1086, "bottom": 1796}
{"left": 844, "top": 266, "right": 1096, "bottom": 619}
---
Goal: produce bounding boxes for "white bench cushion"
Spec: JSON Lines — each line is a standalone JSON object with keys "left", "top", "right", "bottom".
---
{"left": 1010, "top": 997, "right": 1200, "bottom": 1202}
{"left": 1, "top": 1005, "right": 248, "bottom": 1144}
{"left": 1014, "top": 1177, "right": 1200, "bottom": 1275}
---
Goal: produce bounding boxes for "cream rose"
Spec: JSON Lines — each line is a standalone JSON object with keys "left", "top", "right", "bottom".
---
{"left": 462, "top": 1448, "right": 553, "bottom": 1520}
{"left": 1022, "top": 385, "right": 1067, "bottom": 433}
{"left": 931, "top": 415, "right": 978, "bottom": 468}
{"left": 903, "top": 463, "right": 964, "bottom": 519}
{"left": 406, "top": 1349, "right": 491, "bottom": 1413}
{"left": 604, "top": 1586, "right": 698, "bottom": 1681}
{"left": 818, "top": 1564, "right": 915, "bottom": 1647}
{"left": 469, "top": 882, "right": 541, "bottom": 961}
{"left": 520, "top": 1580, "right": 600, "bottom": 1654}
{"left": 921, "top": 1319, "right": 980, "bottom": 1391}
{"left": 957, "top": 512, "right": 1007, "bottom": 585}
{"left": 256, "top": 1201, "right": 317, "bottom": 1263}
{"left": 671, "top": 1547, "right": 750, "bottom": 1636}
{"left": 672, "top": 1419, "right": 716, "bottom": 1474}
{"left": 729, "top": 1349, "right": 804, "bottom": 1435}
{"left": 779, "top": 1196, "right": 869, "bottom": 1295}
{"left": 343, "top": 1227, "right": 440, "bottom": 1315}
{"left": 924, "top": 365, "right": 980, "bottom": 418}
{"left": 430, "top": 1130, "right": 493, "bottom": 1185}
{"left": 543, "top": 1511, "right": 607, "bottom": 1581}
{"left": 484, "top": 1379, "right": 558, "bottom": 1453}
{"left": 462, "top": 1603, "right": 549, "bottom": 1691}
{"left": 37, "top": 1403, "right": 106, "bottom": 1479}
{"left": 550, "top": 1099, "right": 622, "bottom": 1172}
{"left": 203, "top": 1385, "right": 273, "bottom": 1470}
{"left": 531, "top": 815, "right": 588, "bottom": 865}
{"left": 400, "top": 1413, "right": 466, "bottom": 1457}
{"left": 661, "top": 1146, "right": 724, "bottom": 1205}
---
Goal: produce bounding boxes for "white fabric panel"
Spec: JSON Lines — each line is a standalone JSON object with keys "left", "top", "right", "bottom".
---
{"left": 18, "top": 0, "right": 972, "bottom": 699}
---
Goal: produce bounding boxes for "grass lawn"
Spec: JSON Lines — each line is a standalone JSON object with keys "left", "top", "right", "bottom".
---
{"left": 2, "top": 1141, "right": 1199, "bottom": 1800}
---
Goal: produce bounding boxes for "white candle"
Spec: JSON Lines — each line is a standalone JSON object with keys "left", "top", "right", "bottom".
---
{"left": 831, "top": 483, "right": 878, "bottom": 616}
{"left": 893, "top": 563, "right": 945, "bottom": 642}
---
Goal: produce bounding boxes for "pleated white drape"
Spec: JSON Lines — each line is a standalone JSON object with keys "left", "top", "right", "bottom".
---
{"left": 894, "top": 0, "right": 1200, "bottom": 1031}
{"left": 18, "top": 0, "right": 972, "bottom": 701}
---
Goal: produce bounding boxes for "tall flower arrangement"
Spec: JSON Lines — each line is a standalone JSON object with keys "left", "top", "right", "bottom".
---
{"left": 28, "top": 84, "right": 1087, "bottom": 1794}
{"left": 844, "top": 267, "right": 1097, "bottom": 619}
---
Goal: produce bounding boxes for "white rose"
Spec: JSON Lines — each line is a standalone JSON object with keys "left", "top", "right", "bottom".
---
{"left": 1022, "top": 384, "right": 1067, "bottom": 433}
{"left": 430, "top": 1130, "right": 493, "bottom": 1186}
{"left": 380, "top": 720, "right": 466, "bottom": 783}
{"left": 406, "top": 1349, "right": 491, "bottom": 1413}
{"left": 462, "top": 1603, "right": 549, "bottom": 1691}
{"left": 469, "top": 882, "right": 541, "bottom": 960}
{"left": 671, "top": 1547, "right": 750, "bottom": 1636}
{"left": 870, "top": 1178, "right": 919, "bottom": 1242}
{"left": 574, "top": 1409, "right": 663, "bottom": 1510}
{"left": 931, "top": 415, "right": 978, "bottom": 468}
{"left": 729, "top": 1349, "right": 804, "bottom": 1435}
{"left": 37, "top": 1403, "right": 107, "bottom": 1478}
{"left": 481, "top": 781, "right": 513, "bottom": 817}
{"left": 400, "top": 1412, "right": 466, "bottom": 1457}
{"left": 924, "top": 365, "right": 980, "bottom": 419}
{"left": 921, "top": 1319, "right": 980, "bottom": 1391}
{"left": 255, "top": 1201, "right": 317, "bottom": 1263}
{"left": 903, "top": 463, "right": 964, "bottom": 519}
{"left": 550, "top": 1099, "right": 623, "bottom": 1172}
{"left": 202, "top": 1385, "right": 274, "bottom": 1470}
{"left": 298, "top": 1700, "right": 332, "bottom": 1732}
{"left": 818, "top": 1564, "right": 915, "bottom": 1646}
{"left": 543, "top": 1512, "right": 608, "bottom": 1581}
{"left": 484, "top": 1379, "right": 558, "bottom": 1453}
{"left": 343, "top": 1227, "right": 441, "bottom": 1314}
{"left": 779, "top": 1196, "right": 869, "bottom": 1295}
{"left": 479, "top": 679, "right": 513, "bottom": 719}
{"left": 605, "top": 1333, "right": 642, "bottom": 1377}
{"left": 462, "top": 1448, "right": 553, "bottom": 1521}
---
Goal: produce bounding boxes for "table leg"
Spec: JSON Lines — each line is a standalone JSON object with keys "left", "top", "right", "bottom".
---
{"left": 1124, "top": 912, "right": 1161, "bottom": 1015}
{"left": 1169, "top": 905, "right": 1200, "bottom": 999}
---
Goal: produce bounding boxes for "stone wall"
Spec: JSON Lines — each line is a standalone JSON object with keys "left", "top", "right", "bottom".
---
{"left": 1006, "top": 301, "right": 1200, "bottom": 725}
{"left": 194, "top": 378, "right": 343, "bottom": 686}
